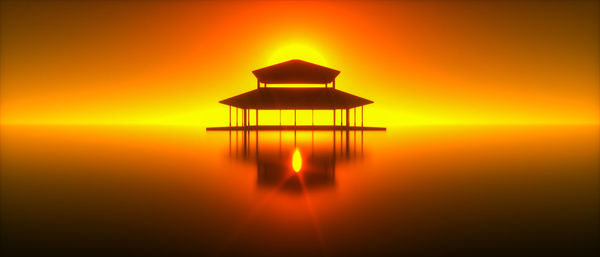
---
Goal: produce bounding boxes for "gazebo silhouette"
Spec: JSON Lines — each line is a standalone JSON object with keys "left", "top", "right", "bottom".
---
{"left": 207, "top": 59, "right": 385, "bottom": 131}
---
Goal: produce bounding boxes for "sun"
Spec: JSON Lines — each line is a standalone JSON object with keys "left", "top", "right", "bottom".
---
{"left": 268, "top": 43, "right": 327, "bottom": 65}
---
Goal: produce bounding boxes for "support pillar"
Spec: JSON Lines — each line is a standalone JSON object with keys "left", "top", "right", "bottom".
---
{"left": 256, "top": 109, "right": 258, "bottom": 128}
{"left": 243, "top": 109, "right": 246, "bottom": 128}
{"left": 294, "top": 109, "right": 297, "bottom": 126}
{"left": 236, "top": 108, "right": 238, "bottom": 127}
{"left": 346, "top": 108, "right": 350, "bottom": 130}
{"left": 361, "top": 106, "right": 364, "bottom": 128}
{"left": 354, "top": 108, "right": 356, "bottom": 127}
{"left": 312, "top": 109, "right": 314, "bottom": 126}
{"left": 333, "top": 109, "right": 336, "bottom": 128}
{"left": 229, "top": 106, "right": 231, "bottom": 127}
{"left": 279, "top": 109, "right": 282, "bottom": 126}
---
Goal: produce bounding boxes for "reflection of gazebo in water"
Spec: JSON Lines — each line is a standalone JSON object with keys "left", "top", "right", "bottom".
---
{"left": 207, "top": 59, "right": 385, "bottom": 131}
{"left": 227, "top": 129, "right": 365, "bottom": 193}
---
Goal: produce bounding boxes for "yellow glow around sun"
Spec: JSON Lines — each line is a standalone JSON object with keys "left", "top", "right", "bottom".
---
{"left": 292, "top": 148, "right": 302, "bottom": 173}
{"left": 268, "top": 43, "right": 327, "bottom": 65}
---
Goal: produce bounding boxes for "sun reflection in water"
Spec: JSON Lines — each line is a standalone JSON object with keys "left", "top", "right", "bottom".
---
{"left": 292, "top": 148, "right": 302, "bottom": 173}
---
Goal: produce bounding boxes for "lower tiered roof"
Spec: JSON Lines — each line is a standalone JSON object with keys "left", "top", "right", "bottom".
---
{"left": 219, "top": 88, "right": 373, "bottom": 109}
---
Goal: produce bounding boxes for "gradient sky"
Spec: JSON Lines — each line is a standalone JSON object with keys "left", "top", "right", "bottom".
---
{"left": 1, "top": 0, "right": 598, "bottom": 126}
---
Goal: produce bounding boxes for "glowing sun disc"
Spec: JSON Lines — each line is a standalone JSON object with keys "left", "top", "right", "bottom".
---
{"left": 269, "top": 43, "right": 327, "bottom": 65}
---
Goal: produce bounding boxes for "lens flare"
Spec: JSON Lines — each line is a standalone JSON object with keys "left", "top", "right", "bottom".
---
{"left": 292, "top": 148, "right": 302, "bottom": 173}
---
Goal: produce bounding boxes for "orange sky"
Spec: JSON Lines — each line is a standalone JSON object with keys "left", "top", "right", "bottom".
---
{"left": 1, "top": 0, "right": 598, "bottom": 126}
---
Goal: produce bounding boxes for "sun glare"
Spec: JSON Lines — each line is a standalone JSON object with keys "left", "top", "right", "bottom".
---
{"left": 292, "top": 148, "right": 303, "bottom": 173}
{"left": 268, "top": 43, "right": 327, "bottom": 65}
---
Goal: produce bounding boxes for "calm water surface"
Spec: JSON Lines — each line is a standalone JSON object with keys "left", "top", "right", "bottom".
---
{"left": 1, "top": 125, "right": 598, "bottom": 256}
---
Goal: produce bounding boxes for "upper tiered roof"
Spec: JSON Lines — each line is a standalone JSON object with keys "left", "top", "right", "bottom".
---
{"left": 252, "top": 59, "right": 340, "bottom": 84}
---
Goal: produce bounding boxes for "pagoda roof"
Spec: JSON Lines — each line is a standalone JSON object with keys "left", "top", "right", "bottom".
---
{"left": 219, "top": 88, "right": 373, "bottom": 109}
{"left": 252, "top": 59, "right": 340, "bottom": 84}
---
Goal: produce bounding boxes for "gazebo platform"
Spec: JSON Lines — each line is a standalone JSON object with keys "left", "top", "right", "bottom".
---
{"left": 206, "top": 125, "right": 386, "bottom": 131}
{"left": 206, "top": 59, "right": 385, "bottom": 131}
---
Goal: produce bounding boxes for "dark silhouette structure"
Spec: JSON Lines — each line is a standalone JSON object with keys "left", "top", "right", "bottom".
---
{"left": 207, "top": 59, "right": 385, "bottom": 131}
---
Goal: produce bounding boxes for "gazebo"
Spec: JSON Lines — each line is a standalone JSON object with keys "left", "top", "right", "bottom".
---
{"left": 207, "top": 59, "right": 385, "bottom": 131}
